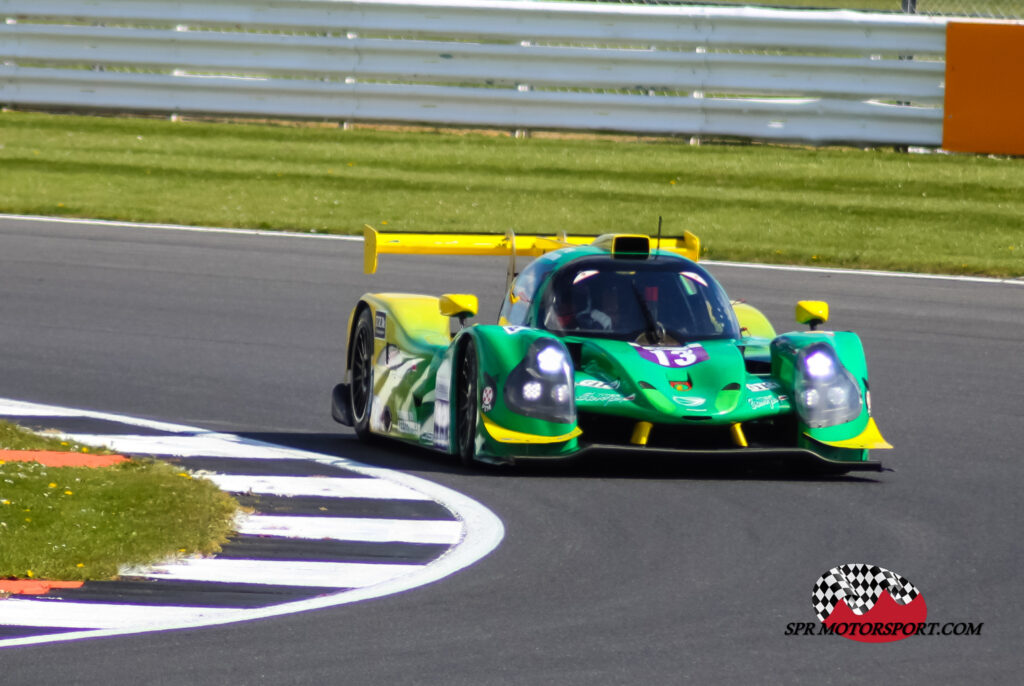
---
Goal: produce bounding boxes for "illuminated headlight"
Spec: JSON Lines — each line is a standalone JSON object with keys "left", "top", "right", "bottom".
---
{"left": 523, "top": 382, "right": 543, "bottom": 401}
{"left": 503, "top": 338, "right": 575, "bottom": 423}
{"left": 794, "top": 343, "right": 862, "bottom": 428}
{"left": 802, "top": 388, "right": 820, "bottom": 409}
{"left": 804, "top": 351, "right": 835, "bottom": 378}
{"left": 537, "top": 346, "right": 566, "bottom": 374}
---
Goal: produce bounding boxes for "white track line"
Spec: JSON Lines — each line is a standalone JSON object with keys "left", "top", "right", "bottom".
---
{"left": 3, "top": 212, "right": 1020, "bottom": 286}
{"left": 0, "top": 599, "right": 241, "bottom": 630}
{"left": 235, "top": 514, "right": 464, "bottom": 545}
{"left": 0, "top": 213, "right": 360, "bottom": 242}
{"left": 199, "top": 474, "right": 434, "bottom": 501}
{"left": 122, "top": 559, "right": 417, "bottom": 588}
{"left": 703, "top": 259, "right": 1024, "bottom": 286}
{"left": 53, "top": 433, "right": 310, "bottom": 460}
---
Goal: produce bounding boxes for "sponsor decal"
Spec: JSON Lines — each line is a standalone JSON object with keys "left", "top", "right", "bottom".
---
{"left": 670, "top": 380, "right": 692, "bottom": 392}
{"left": 577, "top": 392, "right": 635, "bottom": 406}
{"left": 673, "top": 396, "right": 705, "bottom": 408}
{"left": 631, "top": 343, "right": 709, "bottom": 369}
{"left": 502, "top": 325, "right": 528, "bottom": 334}
{"left": 481, "top": 373, "right": 497, "bottom": 413}
{"left": 748, "top": 396, "right": 779, "bottom": 411}
{"left": 396, "top": 411, "right": 419, "bottom": 436}
{"left": 374, "top": 311, "right": 387, "bottom": 339}
{"left": 746, "top": 380, "right": 781, "bottom": 392}
{"left": 397, "top": 418, "right": 419, "bottom": 435}
{"left": 576, "top": 378, "right": 620, "bottom": 391}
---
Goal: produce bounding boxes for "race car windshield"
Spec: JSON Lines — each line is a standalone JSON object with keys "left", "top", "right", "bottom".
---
{"left": 538, "top": 257, "right": 740, "bottom": 344}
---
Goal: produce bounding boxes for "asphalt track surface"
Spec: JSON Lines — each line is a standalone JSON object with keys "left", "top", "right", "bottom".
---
{"left": 1, "top": 217, "right": 1021, "bottom": 684}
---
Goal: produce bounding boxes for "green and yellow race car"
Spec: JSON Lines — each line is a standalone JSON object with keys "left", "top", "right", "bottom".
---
{"left": 331, "top": 227, "right": 891, "bottom": 471}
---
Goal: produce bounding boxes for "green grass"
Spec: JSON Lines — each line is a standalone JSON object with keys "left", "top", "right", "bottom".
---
{"left": 0, "top": 420, "right": 239, "bottom": 581}
{"left": 1, "top": 111, "right": 1022, "bottom": 277}
{"left": 0, "top": 420, "right": 112, "bottom": 455}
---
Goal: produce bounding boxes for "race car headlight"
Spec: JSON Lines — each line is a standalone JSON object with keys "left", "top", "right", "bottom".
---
{"left": 504, "top": 339, "right": 575, "bottom": 423}
{"left": 536, "top": 346, "right": 566, "bottom": 374}
{"left": 794, "top": 343, "right": 862, "bottom": 428}
{"left": 804, "top": 350, "right": 835, "bottom": 378}
{"left": 522, "top": 381, "right": 543, "bottom": 401}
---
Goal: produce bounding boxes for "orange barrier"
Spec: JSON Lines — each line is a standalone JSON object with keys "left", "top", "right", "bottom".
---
{"left": 0, "top": 580, "right": 84, "bottom": 596}
{"left": 943, "top": 22, "right": 1024, "bottom": 155}
{"left": 0, "top": 450, "right": 127, "bottom": 468}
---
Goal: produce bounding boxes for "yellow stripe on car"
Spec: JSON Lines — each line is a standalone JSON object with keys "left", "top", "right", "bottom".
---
{"left": 481, "top": 415, "right": 582, "bottom": 444}
{"left": 806, "top": 417, "right": 893, "bottom": 450}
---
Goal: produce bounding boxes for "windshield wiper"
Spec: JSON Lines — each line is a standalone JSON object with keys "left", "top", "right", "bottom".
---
{"left": 630, "top": 282, "right": 665, "bottom": 344}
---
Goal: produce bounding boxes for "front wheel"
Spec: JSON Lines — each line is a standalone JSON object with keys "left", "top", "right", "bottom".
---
{"left": 350, "top": 308, "right": 375, "bottom": 440}
{"left": 455, "top": 338, "right": 479, "bottom": 466}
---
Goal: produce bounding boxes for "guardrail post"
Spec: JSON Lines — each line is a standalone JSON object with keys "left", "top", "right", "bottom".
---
{"left": 894, "top": 0, "right": 918, "bottom": 152}
{"left": 514, "top": 84, "right": 531, "bottom": 139}
{"left": 513, "top": 40, "right": 532, "bottom": 139}
{"left": 689, "top": 46, "right": 707, "bottom": 145}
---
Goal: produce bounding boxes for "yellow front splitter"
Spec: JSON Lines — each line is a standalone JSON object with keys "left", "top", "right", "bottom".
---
{"left": 805, "top": 417, "right": 893, "bottom": 450}
{"left": 481, "top": 415, "right": 582, "bottom": 445}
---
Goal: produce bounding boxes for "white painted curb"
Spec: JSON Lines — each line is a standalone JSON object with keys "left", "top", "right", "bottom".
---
{"left": 0, "top": 397, "right": 504, "bottom": 648}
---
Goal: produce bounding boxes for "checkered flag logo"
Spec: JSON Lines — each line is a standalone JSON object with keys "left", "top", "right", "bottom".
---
{"left": 812, "top": 564, "right": 920, "bottom": 623}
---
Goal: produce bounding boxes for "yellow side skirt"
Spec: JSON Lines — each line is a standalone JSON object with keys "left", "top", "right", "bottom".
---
{"left": 482, "top": 415, "right": 582, "bottom": 444}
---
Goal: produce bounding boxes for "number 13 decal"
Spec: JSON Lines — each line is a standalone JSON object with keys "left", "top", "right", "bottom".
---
{"left": 632, "top": 344, "right": 710, "bottom": 368}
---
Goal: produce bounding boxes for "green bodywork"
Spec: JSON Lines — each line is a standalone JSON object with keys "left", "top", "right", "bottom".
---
{"left": 341, "top": 245, "right": 888, "bottom": 467}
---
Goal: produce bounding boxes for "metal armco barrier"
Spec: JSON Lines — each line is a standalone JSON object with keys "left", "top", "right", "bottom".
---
{"left": 0, "top": 0, "right": 952, "bottom": 146}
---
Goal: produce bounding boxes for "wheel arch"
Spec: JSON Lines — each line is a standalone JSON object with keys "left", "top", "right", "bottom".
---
{"left": 346, "top": 299, "right": 373, "bottom": 374}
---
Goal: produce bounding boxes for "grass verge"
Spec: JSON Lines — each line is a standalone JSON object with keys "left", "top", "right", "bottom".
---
{"left": 0, "top": 420, "right": 239, "bottom": 581}
{"left": 0, "top": 111, "right": 1021, "bottom": 277}
{"left": 0, "top": 420, "right": 113, "bottom": 455}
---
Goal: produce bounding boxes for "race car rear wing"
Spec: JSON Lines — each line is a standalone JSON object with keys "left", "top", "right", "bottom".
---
{"left": 363, "top": 226, "right": 700, "bottom": 277}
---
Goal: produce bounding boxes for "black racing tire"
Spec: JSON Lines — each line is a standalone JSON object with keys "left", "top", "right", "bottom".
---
{"left": 350, "top": 308, "right": 375, "bottom": 440}
{"left": 455, "top": 337, "right": 479, "bottom": 466}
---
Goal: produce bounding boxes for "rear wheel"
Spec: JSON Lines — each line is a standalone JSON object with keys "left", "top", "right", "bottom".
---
{"left": 350, "top": 308, "right": 374, "bottom": 440}
{"left": 455, "top": 338, "right": 479, "bottom": 466}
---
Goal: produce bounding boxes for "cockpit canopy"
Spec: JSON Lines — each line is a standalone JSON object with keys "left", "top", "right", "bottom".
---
{"left": 503, "top": 255, "right": 740, "bottom": 344}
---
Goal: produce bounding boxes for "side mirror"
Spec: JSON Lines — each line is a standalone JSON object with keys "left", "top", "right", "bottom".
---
{"left": 440, "top": 293, "right": 478, "bottom": 328}
{"left": 795, "top": 300, "right": 829, "bottom": 330}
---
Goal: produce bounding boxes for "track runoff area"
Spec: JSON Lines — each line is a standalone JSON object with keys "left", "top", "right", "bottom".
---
{"left": 0, "top": 396, "right": 503, "bottom": 648}
{"left": 0, "top": 213, "right": 1018, "bottom": 647}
